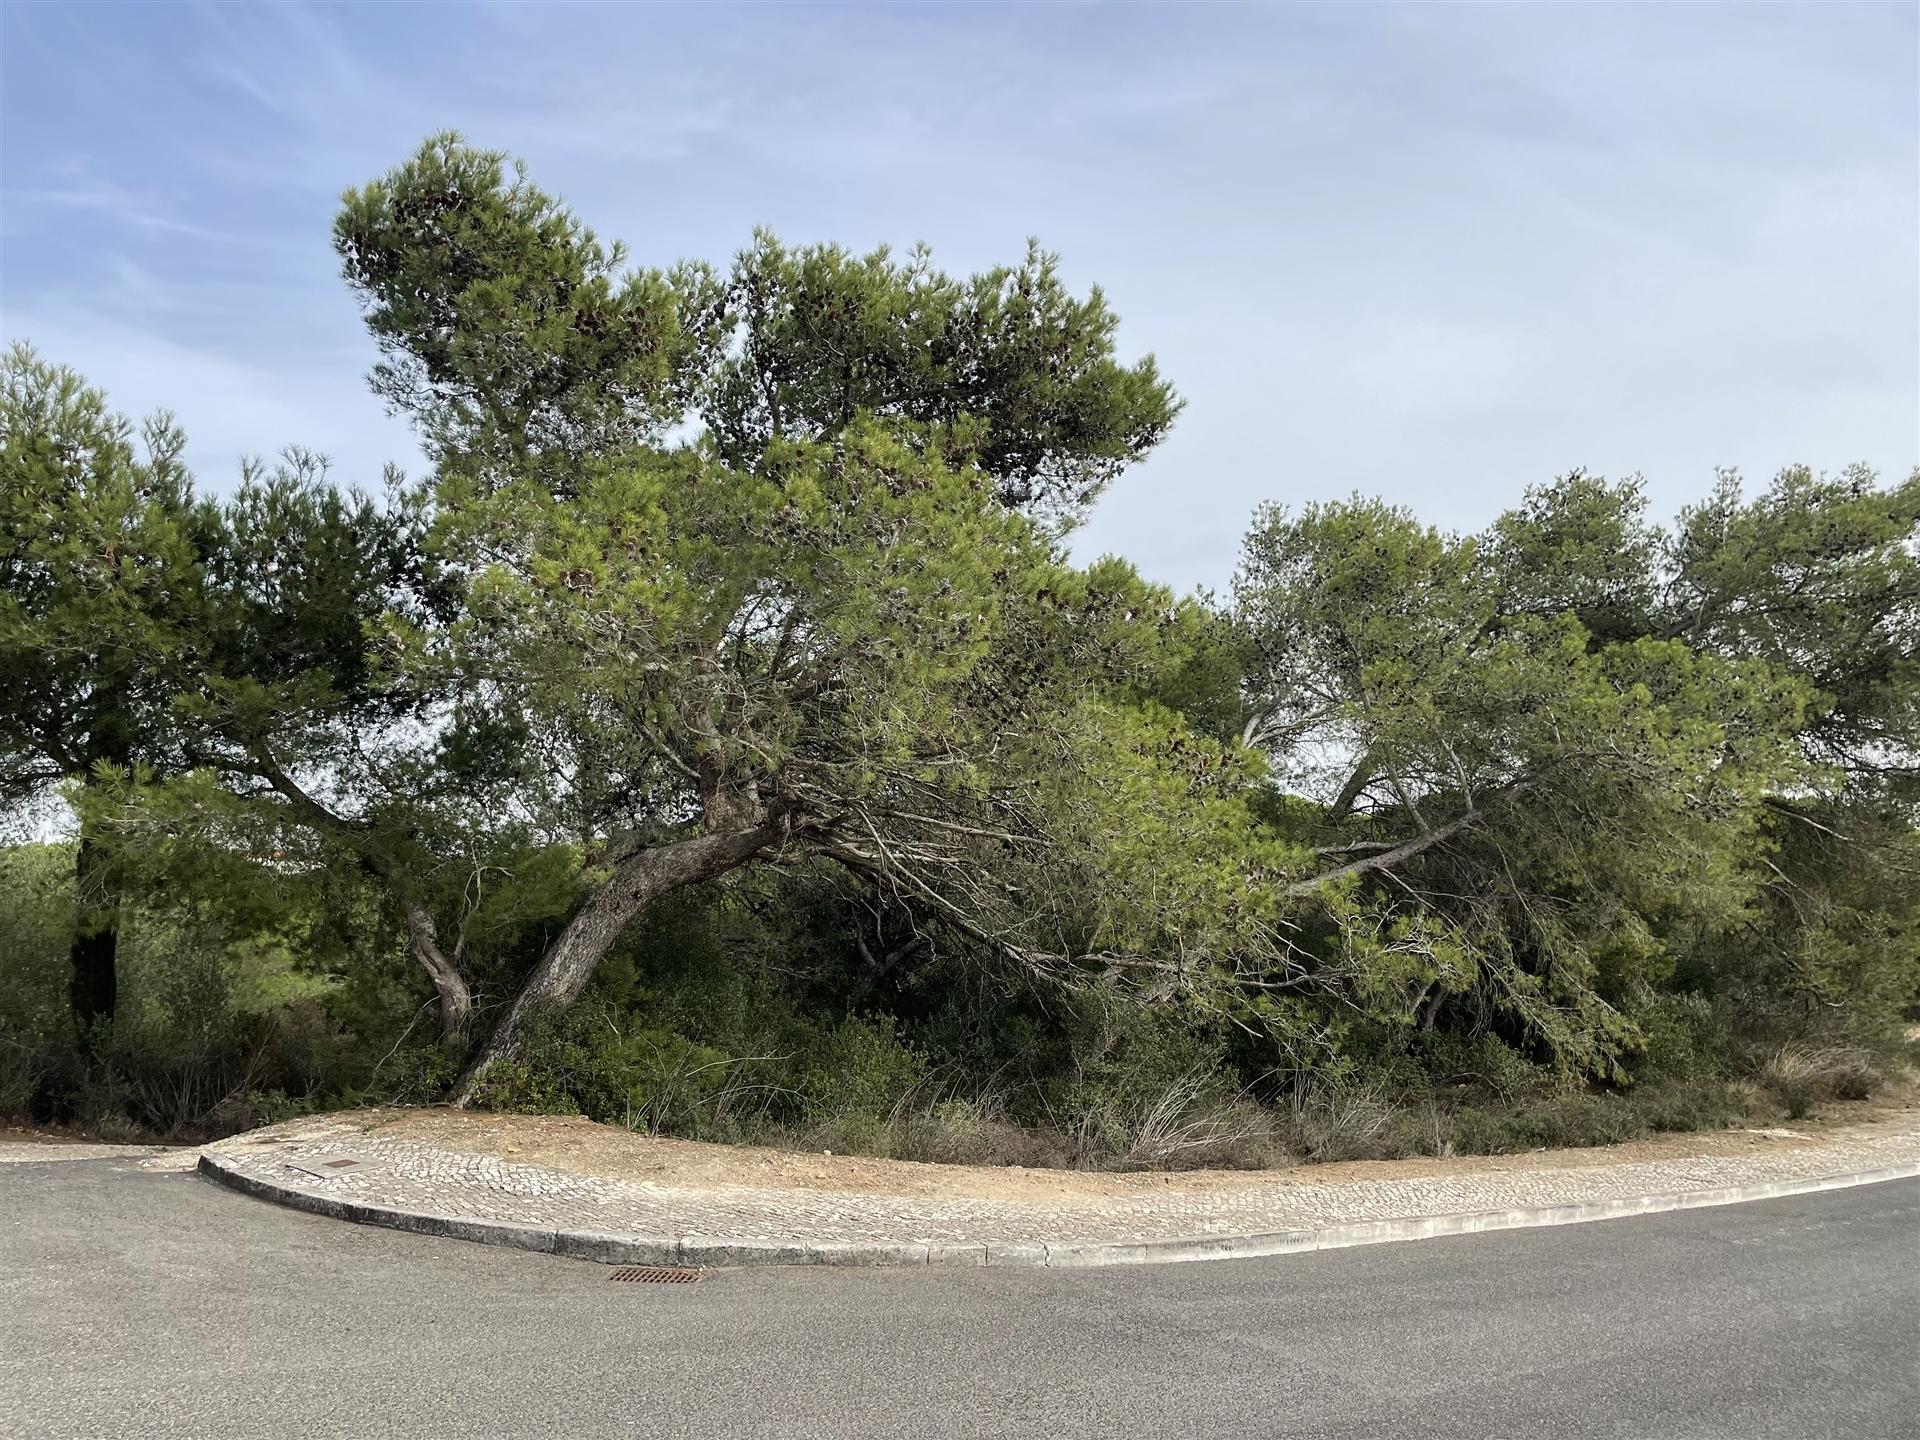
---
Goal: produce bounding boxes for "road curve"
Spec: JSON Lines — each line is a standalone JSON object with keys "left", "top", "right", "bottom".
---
{"left": 3, "top": 1154, "right": 1915, "bottom": 1439}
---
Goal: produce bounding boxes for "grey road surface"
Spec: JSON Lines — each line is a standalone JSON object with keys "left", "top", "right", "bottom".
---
{"left": 2, "top": 1156, "right": 1915, "bottom": 1440}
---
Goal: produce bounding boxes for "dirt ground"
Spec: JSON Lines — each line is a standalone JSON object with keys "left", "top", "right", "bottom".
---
{"left": 0, "top": 1125, "right": 144, "bottom": 1147}
{"left": 254, "top": 1088, "right": 1920, "bottom": 1204}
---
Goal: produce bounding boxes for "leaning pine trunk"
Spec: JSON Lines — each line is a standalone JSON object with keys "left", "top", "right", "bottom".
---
{"left": 450, "top": 822, "right": 784, "bottom": 1106}
{"left": 402, "top": 901, "right": 473, "bottom": 1044}
{"left": 353, "top": 845, "right": 475, "bottom": 1045}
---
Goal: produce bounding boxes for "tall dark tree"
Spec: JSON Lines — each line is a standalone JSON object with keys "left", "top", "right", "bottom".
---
{"left": 1488, "top": 465, "right": 1920, "bottom": 1019}
{"left": 702, "top": 231, "right": 1179, "bottom": 520}
{"left": 0, "top": 346, "right": 203, "bottom": 1036}
{"left": 1, "top": 346, "right": 496, "bottom": 1044}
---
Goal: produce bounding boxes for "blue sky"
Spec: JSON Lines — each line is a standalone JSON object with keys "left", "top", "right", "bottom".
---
{"left": 3, "top": 1, "right": 1915, "bottom": 592}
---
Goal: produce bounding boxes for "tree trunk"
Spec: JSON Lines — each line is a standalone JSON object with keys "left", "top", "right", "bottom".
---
{"left": 340, "top": 832, "right": 472, "bottom": 1045}
{"left": 69, "top": 713, "right": 130, "bottom": 1044}
{"left": 68, "top": 830, "right": 117, "bottom": 1042}
{"left": 402, "top": 901, "right": 472, "bottom": 1044}
{"left": 451, "top": 821, "right": 785, "bottom": 1106}
{"left": 1328, "top": 749, "right": 1377, "bottom": 824}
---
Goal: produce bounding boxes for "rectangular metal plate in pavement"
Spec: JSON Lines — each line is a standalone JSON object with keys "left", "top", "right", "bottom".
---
{"left": 286, "top": 1154, "right": 382, "bottom": 1180}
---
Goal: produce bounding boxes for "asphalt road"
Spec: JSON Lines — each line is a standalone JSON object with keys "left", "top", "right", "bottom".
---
{"left": 2, "top": 1155, "right": 1915, "bottom": 1440}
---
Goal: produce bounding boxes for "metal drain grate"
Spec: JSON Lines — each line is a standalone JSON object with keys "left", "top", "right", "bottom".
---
{"left": 609, "top": 1266, "right": 702, "bottom": 1285}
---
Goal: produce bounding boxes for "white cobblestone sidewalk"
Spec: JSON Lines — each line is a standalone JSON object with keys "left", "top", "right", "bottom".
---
{"left": 199, "top": 1113, "right": 1920, "bottom": 1253}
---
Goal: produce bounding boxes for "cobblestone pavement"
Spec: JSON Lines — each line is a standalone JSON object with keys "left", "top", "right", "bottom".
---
{"left": 200, "top": 1115, "right": 1920, "bottom": 1247}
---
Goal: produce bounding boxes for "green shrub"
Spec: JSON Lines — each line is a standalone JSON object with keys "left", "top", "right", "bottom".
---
{"left": 1626, "top": 1080, "right": 1750, "bottom": 1134}
{"left": 1043, "top": 1003, "right": 1282, "bottom": 1167}
{"left": 1417, "top": 1030, "right": 1553, "bottom": 1101}
{"left": 1631, "top": 992, "right": 1730, "bottom": 1085}
{"left": 790, "top": 1014, "right": 926, "bottom": 1123}
{"left": 0, "top": 845, "right": 78, "bottom": 1120}
{"left": 462, "top": 1008, "right": 678, "bottom": 1123}
{"left": 467, "top": 1001, "right": 928, "bottom": 1141}
{"left": 366, "top": 1040, "right": 466, "bottom": 1107}
{"left": 1448, "top": 1093, "right": 1645, "bottom": 1154}
{"left": 0, "top": 1043, "right": 36, "bottom": 1118}
{"left": 464, "top": 1059, "right": 582, "bottom": 1116}
{"left": 2, "top": 832, "right": 1902, "bottom": 1162}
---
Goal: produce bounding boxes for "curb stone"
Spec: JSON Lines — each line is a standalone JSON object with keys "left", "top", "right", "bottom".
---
{"left": 196, "top": 1151, "right": 1920, "bottom": 1270}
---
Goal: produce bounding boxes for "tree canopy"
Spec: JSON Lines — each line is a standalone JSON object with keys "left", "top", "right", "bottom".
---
{"left": 336, "top": 133, "right": 1179, "bottom": 523}
{"left": 1235, "top": 489, "right": 1816, "bottom": 1075}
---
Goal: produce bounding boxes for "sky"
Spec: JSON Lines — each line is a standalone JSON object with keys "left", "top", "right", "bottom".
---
{"left": 2, "top": 1, "right": 1915, "bottom": 594}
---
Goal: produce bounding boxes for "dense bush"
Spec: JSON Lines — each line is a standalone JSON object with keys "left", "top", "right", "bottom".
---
{"left": 6, "top": 847, "right": 1907, "bottom": 1163}
{"left": 0, "top": 846, "right": 71, "bottom": 1117}
{"left": 1630, "top": 991, "right": 1732, "bottom": 1086}
{"left": 0, "top": 844, "right": 427, "bottom": 1139}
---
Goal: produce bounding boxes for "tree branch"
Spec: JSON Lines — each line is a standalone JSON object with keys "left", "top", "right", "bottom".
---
{"left": 1288, "top": 798, "right": 1500, "bottom": 899}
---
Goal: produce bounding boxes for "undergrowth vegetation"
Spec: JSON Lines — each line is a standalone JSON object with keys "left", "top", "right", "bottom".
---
{"left": 5, "top": 850, "right": 1910, "bottom": 1162}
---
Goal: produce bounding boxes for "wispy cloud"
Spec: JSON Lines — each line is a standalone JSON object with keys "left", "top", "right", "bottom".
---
{"left": 5, "top": 182, "right": 228, "bottom": 241}
{"left": 102, "top": 257, "right": 179, "bottom": 314}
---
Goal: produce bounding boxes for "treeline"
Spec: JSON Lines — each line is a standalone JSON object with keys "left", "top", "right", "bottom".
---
{"left": 3, "top": 134, "right": 1915, "bottom": 1160}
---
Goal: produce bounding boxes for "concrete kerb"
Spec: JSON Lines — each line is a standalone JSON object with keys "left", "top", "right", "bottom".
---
{"left": 196, "top": 1150, "right": 1920, "bottom": 1271}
